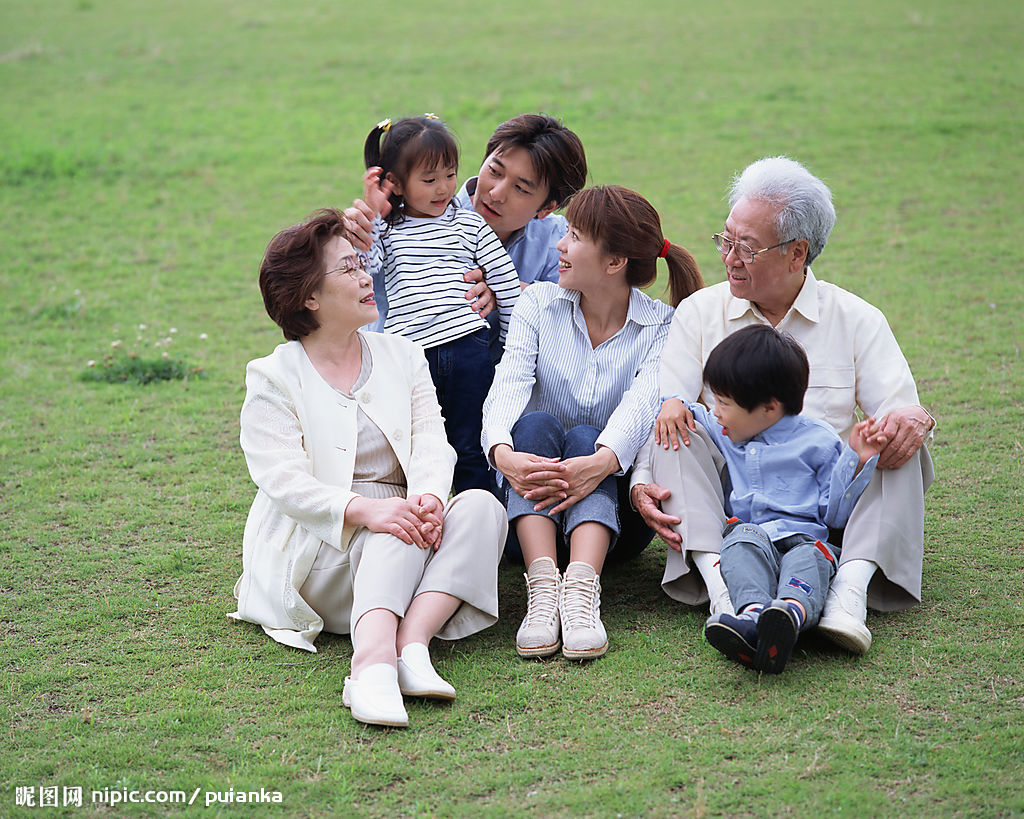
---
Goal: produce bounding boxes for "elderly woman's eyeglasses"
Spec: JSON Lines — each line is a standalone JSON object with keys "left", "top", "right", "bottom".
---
{"left": 326, "top": 255, "right": 367, "bottom": 279}
{"left": 712, "top": 233, "right": 793, "bottom": 264}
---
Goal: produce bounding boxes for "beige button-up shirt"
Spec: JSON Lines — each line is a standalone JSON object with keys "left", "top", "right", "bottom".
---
{"left": 632, "top": 268, "right": 921, "bottom": 485}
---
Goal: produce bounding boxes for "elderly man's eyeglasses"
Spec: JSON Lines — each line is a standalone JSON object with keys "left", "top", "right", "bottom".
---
{"left": 712, "top": 233, "right": 794, "bottom": 264}
{"left": 326, "top": 255, "right": 367, "bottom": 279}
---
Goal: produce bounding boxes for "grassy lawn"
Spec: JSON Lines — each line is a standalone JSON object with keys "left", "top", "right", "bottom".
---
{"left": 2, "top": 0, "right": 1022, "bottom": 815}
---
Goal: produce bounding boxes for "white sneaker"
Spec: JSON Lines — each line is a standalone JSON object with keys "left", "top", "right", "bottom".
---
{"left": 516, "top": 557, "right": 561, "bottom": 658}
{"left": 560, "top": 561, "right": 608, "bottom": 660}
{"left": 817, "top": 583, "right": 872, "bottom": 655}
{"left": 397, "top": 643, "right": 456, "bottom": 700}
{"left": 342, "top": 663, "right": 409, "bottom": 727}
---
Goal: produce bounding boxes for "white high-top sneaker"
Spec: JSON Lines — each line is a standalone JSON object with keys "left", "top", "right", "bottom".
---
{"left": 516, "top": 557, "right": 561, "bottom": 658}
{"left": 560, "top": 561, "right": 608, "bottom": 660}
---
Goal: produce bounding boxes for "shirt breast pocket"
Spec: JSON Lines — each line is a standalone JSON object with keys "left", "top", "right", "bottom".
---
{"left": 805, "top": 365, "right": 856, "bottom": 435}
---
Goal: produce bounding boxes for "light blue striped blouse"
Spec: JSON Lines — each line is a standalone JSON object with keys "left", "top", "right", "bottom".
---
{"left": 481, "top": 281, "right": 674, "bottom": 475}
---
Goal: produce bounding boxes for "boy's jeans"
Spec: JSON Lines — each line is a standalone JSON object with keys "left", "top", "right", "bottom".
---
{"left": 720, "top": 521, "right": 839, "bottom": 628}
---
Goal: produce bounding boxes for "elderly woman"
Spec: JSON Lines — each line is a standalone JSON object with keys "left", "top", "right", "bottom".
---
{"left": 482, "top": 186, "right": 703, "bottom": 661}
{"left": 632, "top": 156, "right": 935, "bottom": 656}
{"left": 229, "top": 208, "right": 506, "bottom": 728}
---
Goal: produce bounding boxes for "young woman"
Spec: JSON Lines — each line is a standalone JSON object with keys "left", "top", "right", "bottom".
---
{"left": 230, "top": 208, "right": 506, "bottom": 727}
{"left": 481, "top": 186, "right": 703, "bottom": 660}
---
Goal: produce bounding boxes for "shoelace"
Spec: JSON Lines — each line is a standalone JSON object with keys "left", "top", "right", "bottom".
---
{"left": 561, "top": 574, "right": 599, "bottom": 628}
{"left": 522, "top": 572, "right": 559, "bottom": 625}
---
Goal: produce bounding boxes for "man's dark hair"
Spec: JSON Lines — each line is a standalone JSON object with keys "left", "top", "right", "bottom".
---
{"left": 484, "top": 114, "right": 587, "bottom": 209}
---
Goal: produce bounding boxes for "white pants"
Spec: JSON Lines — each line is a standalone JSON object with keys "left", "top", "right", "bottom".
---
{"left": 299, "top": 489, "right": 507, "bottom": 639}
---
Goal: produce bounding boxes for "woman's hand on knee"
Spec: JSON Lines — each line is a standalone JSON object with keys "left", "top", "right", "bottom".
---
{"left": 408, "top": 493, "right": 445, "bottom": 550}
{"left": 492, "top": 445, "right": 567, "bottom": 498}
{"left": 346, "top": 496, "right": 436, "bottom": 549}
{"left": 654, "top": 398, "right": 695, "bottom": 450}
{"left": 543, "top": 449, "right": 619, "bottom": 515}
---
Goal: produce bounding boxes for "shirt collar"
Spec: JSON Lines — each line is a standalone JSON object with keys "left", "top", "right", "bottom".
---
{"left": 553, "top": 286, "right": 666, "bottom": 327}
{"left": 751, "top": 413, "right": 802, "bottom": 445}
{"left": 725, "top": 266, "right": 821, "bottom": 325}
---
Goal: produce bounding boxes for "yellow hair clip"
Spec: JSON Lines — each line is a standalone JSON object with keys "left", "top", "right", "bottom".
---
{"left": 423, "top": 112, "right": 439, "bottom": 120}
{"left": 377, "top": 118, "right": 392, "bottom": 133}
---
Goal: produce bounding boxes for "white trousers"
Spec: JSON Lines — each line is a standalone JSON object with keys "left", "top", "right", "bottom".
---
{"left": 299, "top": 489, "right": 507, "bottom": 639}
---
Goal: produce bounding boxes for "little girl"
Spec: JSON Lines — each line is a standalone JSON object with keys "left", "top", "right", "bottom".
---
{"left": 361, "top": 114, "right": 521, "bottom": 494}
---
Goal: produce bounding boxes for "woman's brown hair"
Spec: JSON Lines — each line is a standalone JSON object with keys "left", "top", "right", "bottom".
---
{"left": 259, "top": 208, "right": 349, "bottom": 340}
{"left": 565, "top": 186, "right": 703, "bottom": 306}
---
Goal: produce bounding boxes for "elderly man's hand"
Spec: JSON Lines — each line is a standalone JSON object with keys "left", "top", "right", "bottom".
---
{"left": 630, "top": 482, "right": 683, "bottom": 550}
{"left": 875, "top": 405, "right": 933, "bottom": 470}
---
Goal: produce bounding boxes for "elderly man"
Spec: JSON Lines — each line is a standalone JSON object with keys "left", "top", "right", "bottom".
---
{"left": 631, "top": 156, "right": 934, "bottom": 655}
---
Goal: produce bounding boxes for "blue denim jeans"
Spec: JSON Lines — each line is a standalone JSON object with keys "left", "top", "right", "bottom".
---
{"left": 424, "top": 327, "right": 493, "bottom": 495}
{"left": 719, "top": 520, "right": 839, "bottom": 628}
{"left": 500, "top": 411, "right": 653, "bottom": 566}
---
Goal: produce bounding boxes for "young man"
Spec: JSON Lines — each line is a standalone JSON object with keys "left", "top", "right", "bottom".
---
{"left": 672, "top": 325, "right": 887, "bottom": 673}
{"left": 345, "top": 114, "right": 587, "bottom": 329}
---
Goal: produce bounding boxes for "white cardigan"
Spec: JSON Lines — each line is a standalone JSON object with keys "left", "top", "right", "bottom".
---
{"left": 228, "top": 332, "right": 456, "bottom": 652}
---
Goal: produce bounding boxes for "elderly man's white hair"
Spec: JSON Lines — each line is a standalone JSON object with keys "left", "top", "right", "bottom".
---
{"left": 729, "top": 156, "right": 836, "bottom": 267}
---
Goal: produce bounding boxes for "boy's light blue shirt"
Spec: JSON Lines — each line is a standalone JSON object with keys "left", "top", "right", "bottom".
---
{"left": 688, "top": 403, "right": 879, "bottom": 543}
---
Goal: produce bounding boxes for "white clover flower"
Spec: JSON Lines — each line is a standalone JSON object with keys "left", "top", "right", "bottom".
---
{"left": 199, "top": 333, "right": 208, "bottom": 340}
{"left": 87, "top": 360, "right": 96, "bottom": 367}
{"left": 111, "top": 340, "right": 122, "bottom": 348}
{"left": 161, "top": 351, "right": 170, "bottom": 359}
{"left": 169, "top": 327, "right": 178, "bottom": 334}
{"left": 138, "top": 323, "right": 147, "bottom": 330}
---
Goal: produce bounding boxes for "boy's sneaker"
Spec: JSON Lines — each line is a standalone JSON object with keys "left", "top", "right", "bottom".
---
{"left": 704, "top": 612, "right": 759, "bottom": 670}
{"left": 755, "top": 599, "right": 802, "bottom": 674}
{"left": 560, "top": 562, "right": 608, "bottom": 660}
{"left": 516, "top": 557, "right": 561, "bottom": 658}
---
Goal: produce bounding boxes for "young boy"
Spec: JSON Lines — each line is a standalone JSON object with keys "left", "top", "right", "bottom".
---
{"left": 679, "top": 325, "right": 887, "bottom": 674}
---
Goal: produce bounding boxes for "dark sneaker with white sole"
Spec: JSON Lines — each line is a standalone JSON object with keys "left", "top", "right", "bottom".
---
{"left": 755, "top": 600, "right": 801, "bottom": 674}
{"left": 704, "top": 612, "right": 759, "bottom": 670}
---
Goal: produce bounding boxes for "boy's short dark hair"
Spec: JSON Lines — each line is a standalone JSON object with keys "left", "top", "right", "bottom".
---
{"left": 703, "top": 325, "right": 809, "bottom": 415}
{"left": 484, "top": 114, "right": 587, "bottom": 209}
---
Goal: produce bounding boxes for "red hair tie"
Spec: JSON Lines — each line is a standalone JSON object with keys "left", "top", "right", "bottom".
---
{"left": 658, "top": 238, "right": 671, "bottom": 258}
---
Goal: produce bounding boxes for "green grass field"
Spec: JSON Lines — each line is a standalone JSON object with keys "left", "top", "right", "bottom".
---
{"left": 2, "top": 0, "right": 1022, "bottom": 815}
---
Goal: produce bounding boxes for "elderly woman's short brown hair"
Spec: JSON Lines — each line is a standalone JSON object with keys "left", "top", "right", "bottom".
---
{"left": 259, "top": 208, "right": 350, "bottom": 340}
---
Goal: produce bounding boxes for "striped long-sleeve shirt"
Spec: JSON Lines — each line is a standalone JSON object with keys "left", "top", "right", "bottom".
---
{"left": 481, "top": 282, "right": 674, "bottom": 475}
{"left": 368, "top": 206, "right": 520, "bottom": 349}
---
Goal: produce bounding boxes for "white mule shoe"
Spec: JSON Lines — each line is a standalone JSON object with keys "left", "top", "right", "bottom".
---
{"left": 342, "top": 663, "right": 409, "bottom": 727}
{"left": 397, "top": 643, "right": 456, "bottom": 700}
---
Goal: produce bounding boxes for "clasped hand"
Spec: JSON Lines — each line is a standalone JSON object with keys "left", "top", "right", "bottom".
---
{"left": 346, "top": 493, "right": 445, "bottom": 550}
{"left": 493, "top": 445, "right": 618, "bottom": 516}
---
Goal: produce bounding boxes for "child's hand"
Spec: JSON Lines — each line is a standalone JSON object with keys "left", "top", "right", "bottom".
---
{"left": 361, "top": 167, "right": 394, "bottom": 218}
{"left": 654, "top": 398, "right": 695, "bottom": 450}
{"left": 850, "top": 416, "right": 888, "bottom": 465}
